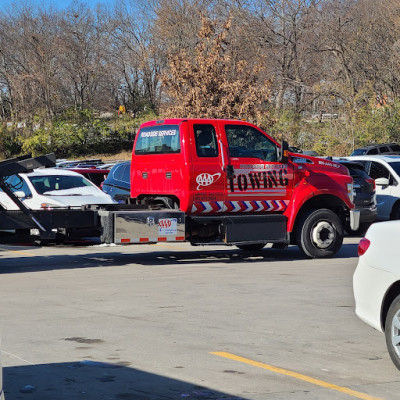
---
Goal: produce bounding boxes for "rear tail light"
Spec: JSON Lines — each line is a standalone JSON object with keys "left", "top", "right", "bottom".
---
{"left": 100, "top": 182, "right": 104, "bottom": 190}
{"left": 358, "top": 238, "right": 371, "bottom": 256}
{"left": 365, "top": 178, "right": 375, "bottom": 190}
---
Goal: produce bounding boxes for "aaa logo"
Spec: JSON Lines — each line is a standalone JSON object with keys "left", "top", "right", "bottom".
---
{"left": 196, "top": 173, "right": 221, "bottom": 190}
{"left": 159, "top": 219, "right": 172, "bottom": 229}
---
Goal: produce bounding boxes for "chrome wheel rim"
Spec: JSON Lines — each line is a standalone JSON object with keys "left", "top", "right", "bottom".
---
{"left": 311, "top": 220, "right": 335, "bottom": 249}
{"left": 391, "top": 310, "right": 400, "bottom": 357}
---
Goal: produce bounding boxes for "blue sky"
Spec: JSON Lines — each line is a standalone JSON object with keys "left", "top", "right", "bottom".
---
{"left": 0, "top": 0, "right": 113, "bottom": 11}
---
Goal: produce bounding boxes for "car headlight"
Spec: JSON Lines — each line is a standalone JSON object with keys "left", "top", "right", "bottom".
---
{"left": 347, "top": 183, "right": 354, "bottom": 203}
{"left": 40, "top": 202, "right": 63, "bottom": 210}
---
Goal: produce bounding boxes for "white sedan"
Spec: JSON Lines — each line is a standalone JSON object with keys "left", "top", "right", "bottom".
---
{"left": 0, "top": 168, "right": 115, "bottom": 210}
{"left": 353, "top": 220, "right": 400, "bottom": 370}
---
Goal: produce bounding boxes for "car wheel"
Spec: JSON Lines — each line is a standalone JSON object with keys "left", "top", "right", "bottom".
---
{"left": 296, "top": 208, "right": 343, "bottom": 258}
{"left": 236, "top": 244, "right": 265, "bottom": 251}
{"left": 385, "top": 295, "right": 400, "bottom": 371}
{"left": 391, "top": 203, "right": 400, "bottom": 220}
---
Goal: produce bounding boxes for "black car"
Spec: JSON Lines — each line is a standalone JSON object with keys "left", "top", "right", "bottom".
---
{"left": 101, "top": 161, "right": 131, "bottom": 203}
{"left": 336, "top": 160, "right": 377, "bottom": 235}
{"left": 350, "top": 143, "right": 400, "bottom": 156}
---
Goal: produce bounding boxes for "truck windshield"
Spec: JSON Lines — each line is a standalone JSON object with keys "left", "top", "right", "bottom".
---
{"left": 135, "top": 125, "right": 180, "bottom": 155}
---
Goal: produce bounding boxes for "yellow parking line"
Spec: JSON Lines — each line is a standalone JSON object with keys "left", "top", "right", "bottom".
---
{"left": 0, "top": 248, "right": 36, "bottom": 257}
{"left": 211, "top": 352, "right": 382, "bottom": 400}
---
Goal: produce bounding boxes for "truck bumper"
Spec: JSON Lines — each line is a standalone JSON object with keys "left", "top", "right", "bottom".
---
{"left": 349, "top": 209, "right": 361, "bottom": 231}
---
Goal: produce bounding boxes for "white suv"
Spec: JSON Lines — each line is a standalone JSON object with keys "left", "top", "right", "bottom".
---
{"left": 346, "top": 155, "right": 400, "bottom": 220}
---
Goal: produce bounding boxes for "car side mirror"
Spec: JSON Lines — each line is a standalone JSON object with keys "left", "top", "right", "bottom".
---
{"left": 375, "top": 177, "right": 389, "bottom": 186}
{"left": 277, "top": 140, "right": 289, "bottom": 163}
{"left": 14, "top": 190, "right": 26, "bottom": 198}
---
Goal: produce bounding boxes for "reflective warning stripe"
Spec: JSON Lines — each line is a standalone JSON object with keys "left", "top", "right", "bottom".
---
{"left": 117, "top": 236, "right": 185, "bottom": 244}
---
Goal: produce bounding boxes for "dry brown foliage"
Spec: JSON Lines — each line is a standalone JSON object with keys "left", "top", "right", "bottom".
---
{"left": 161, "top": 15, "right": 271, "bottom": 124}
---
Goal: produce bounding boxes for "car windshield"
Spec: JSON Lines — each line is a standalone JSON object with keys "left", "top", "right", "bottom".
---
{"left": 29, "top": 175, "right": 93, "bottom": 194}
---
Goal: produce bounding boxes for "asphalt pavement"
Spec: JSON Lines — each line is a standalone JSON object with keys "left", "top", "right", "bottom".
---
{"left": 0, "top": 238, "right": 399, "bottom": 400}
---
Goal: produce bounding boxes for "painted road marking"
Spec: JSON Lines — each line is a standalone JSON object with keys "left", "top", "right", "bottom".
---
{"left": 0, "top": 248, "right": 36, "bottom": 257}
{"left": 211, "top": 352, "right": 382, "bottom": 400}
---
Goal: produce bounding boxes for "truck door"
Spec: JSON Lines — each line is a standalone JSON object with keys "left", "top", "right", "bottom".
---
{"left": 220, "top": 123, "right": 294, "bottom": 213}
{"left": 189, "top": 121, "right": 226, "bottom": 214}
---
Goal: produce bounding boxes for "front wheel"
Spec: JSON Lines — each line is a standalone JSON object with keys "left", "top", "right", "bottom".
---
{"left": 296, "top": 208, "right": 344, "bottom": 258}
{"left": 385, "top": 295, "right": 400, "bottom": 371}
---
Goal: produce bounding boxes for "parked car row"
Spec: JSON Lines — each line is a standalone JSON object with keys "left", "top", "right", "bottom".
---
{"left": 4, "top": 151, "right": 400, "bottom": 234}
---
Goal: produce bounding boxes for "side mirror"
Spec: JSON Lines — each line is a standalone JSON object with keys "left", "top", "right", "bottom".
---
{"left": 278, "top": 140, "right": 289, "bottom": 163}
{"left": 14, "top": 190, "right": 26, "bottom": 198}
{"left": 375, "top": 177, "right": 389, "bottom": 186}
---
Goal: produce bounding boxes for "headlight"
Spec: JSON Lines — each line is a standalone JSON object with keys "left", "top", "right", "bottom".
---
{"left": 40, "top": 202, "right": 62, "bottom": 210}
{"left": 347, "top": 183, "right": 354, "bottom": 203}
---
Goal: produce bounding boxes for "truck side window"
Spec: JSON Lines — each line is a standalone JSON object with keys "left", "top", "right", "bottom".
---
{"left": 194, "top": 124, "right": 218, "bottom": 158}
{"left": 225, "top": 125, "right": 277, "bottom": 161}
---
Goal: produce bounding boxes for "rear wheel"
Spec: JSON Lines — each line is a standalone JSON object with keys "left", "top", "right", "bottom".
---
{"left": 296, "top": 208, "right": 343, "bottom": 258}
{"left": 236, "top": 243, "right": 265, "bottom": 251}
{"left": 385, "top": 295, "right": 400, "bottom": 371}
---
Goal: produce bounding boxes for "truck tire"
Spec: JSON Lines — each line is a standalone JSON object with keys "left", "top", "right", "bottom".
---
{"left": 236, "top": 244, "right": 265, "bottom": 251}
{"left": 296, "top": 208, "right": 343, "bottom": 258}
{"left": 385, "top": 295, "right": 400, "bottom": 371}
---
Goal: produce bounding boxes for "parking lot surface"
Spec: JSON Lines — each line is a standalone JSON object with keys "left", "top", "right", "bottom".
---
{"left": 1, "top": 238, "right": 400, "bottom": 400}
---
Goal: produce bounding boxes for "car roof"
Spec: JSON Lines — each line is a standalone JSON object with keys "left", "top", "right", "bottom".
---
{"left": 335, "top": 159, "right": 364, "bottom": 167}
{"left": 346, "top": 155, "right": 400, "bottom": 162}
{"left": 22, "top": 168, "right": 84, "bottom": 177}
{"left": 70, "top": 168, "right": 110, "bottom": 173}
{"left": 110, "top": 161, "right": 131, "bottom": 169}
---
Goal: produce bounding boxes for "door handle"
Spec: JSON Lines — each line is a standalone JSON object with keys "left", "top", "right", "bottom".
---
{"left": 226, "top": 164, "right": 235, "bottom": 178}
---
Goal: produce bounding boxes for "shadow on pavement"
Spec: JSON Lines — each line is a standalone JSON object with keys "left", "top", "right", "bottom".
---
{"left": 4, "top": 360, "right": 245, "bottom": 400}
{"left": 0, "top": 242, "right": 359, "bottom": 273}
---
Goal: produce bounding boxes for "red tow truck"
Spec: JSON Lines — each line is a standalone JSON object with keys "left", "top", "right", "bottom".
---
{"left": 0, "top": 119, "right": 359, "bottom": 258}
